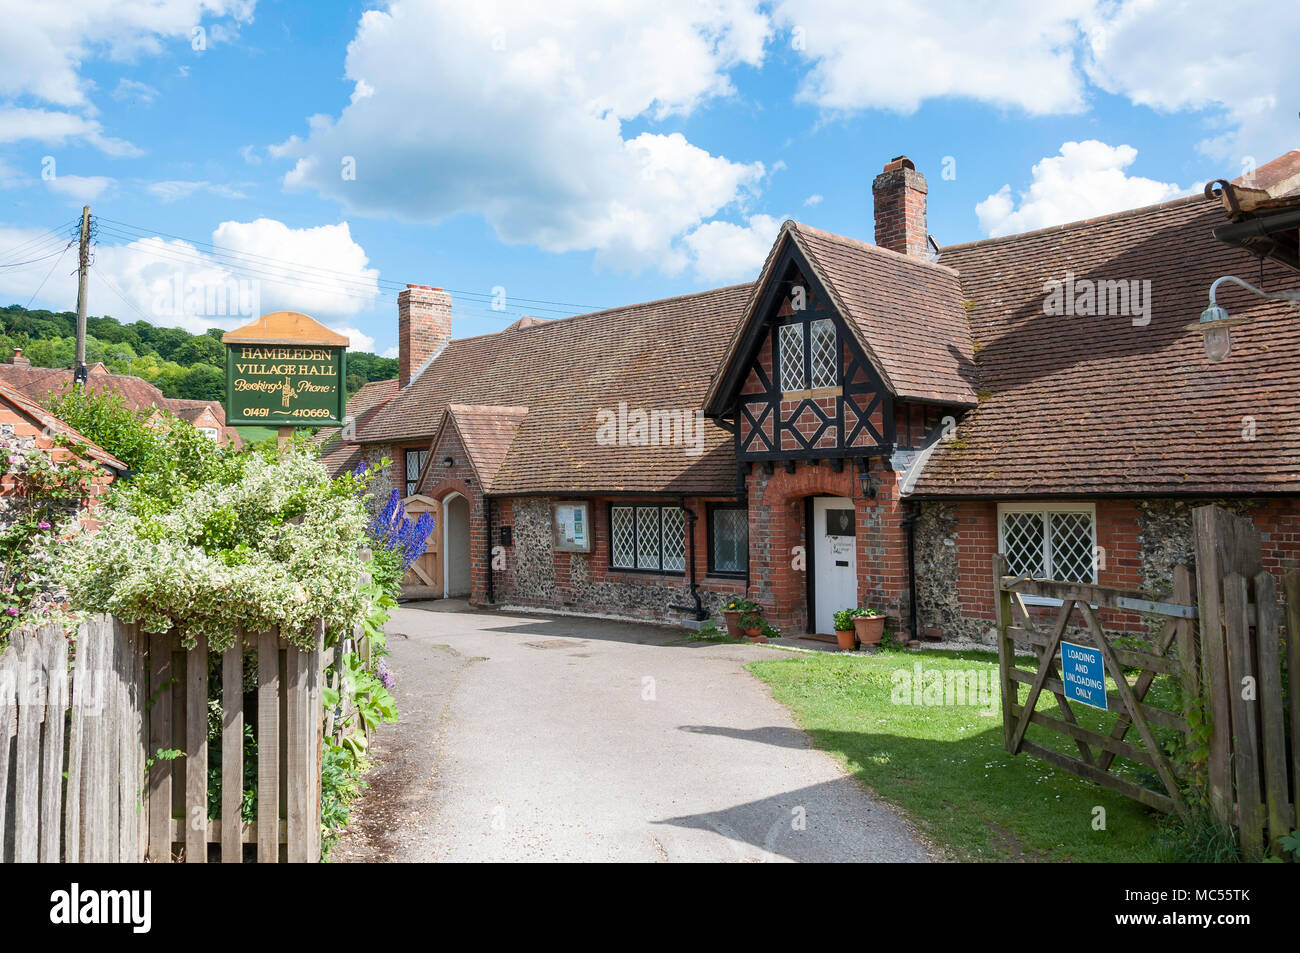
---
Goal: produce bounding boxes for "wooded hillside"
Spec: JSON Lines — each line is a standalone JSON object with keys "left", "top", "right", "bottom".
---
{"left": 0, "top": 304, "right": 397, "bottom": 402}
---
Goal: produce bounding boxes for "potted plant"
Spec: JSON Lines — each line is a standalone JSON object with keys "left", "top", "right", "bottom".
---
{"left": 832, "top": 608, "right": 857, "bottom": 651}
{"left": 738, "top": 612, "right": 766, "bottom": 641}
{"left": 852, "top": 608, "right": 886, "bottom": 646}
{"left": 722, "top": 598, "right": 759, "bottom": 639}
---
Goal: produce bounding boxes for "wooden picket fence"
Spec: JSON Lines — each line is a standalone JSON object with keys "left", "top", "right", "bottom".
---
{"left": 0, "top": 614, "right": 329, "bottom": 863}
{"left": 1193, "top": 505, "right": 1299, "bottom": 859}
{"left": 996, "top": 504, "right": 1299, "bottom": 859}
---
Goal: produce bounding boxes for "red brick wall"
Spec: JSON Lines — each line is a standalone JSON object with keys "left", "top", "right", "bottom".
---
{"left": 417, "top": 422, "right": 486, "bottom": 601}
{"left": 0, "top": 408, "right": 116, "bottom": 529}
{"left": 872, "top": 160, "right": 928, "bottom": 258}
{"left": 397, "top": 284, "right": 452, "bottom": 388}
{"left": 742, "top": 459, "right": 910, "bottom": 634}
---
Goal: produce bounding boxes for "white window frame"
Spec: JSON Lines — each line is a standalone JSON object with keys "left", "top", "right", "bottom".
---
{"left": 996, "top": 501, "right": 1098, "bottom": 606}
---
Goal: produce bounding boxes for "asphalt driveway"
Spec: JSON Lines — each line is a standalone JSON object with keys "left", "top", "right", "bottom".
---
{"left": 331, "top": 601, "right": 930, "bottom": 863}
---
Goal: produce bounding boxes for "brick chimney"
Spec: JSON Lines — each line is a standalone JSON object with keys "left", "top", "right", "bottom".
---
{"left": 7, "top": 346, "right": 29, "bottom": 365}
{"left": 872, "top": 156, "right": 929, "bottom": 258}
{"left": 397, "top": 284, "right": 452, "bottom": 388}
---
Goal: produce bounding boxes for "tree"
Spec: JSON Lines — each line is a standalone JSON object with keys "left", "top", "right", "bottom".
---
{"left": 174, "top": 363, "right": 225, "bottom": 401}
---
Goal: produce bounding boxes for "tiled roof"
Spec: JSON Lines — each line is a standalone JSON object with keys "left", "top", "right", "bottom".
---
{"left": 316, "top": 378, "right": 398, "bottom": 474}
{"left": 0, "top": 363, "right": 167, "bottom": 410}
{"left": 705, "top": 221, "right": 977, "bottom": 412}
{"left": 0, "top": 364, "right": 242, "bottom": 447}
{"left": 429, "top": 404, "right": 527, "bottom": 492}
{"left": 792, "top": 223, "right": 978, "bottom": 405}
{"left": 912, "top": 194, "right": 1300, "bottom": 497}
{"left": 0, "top": 379, "right": 126, "bottom": 471}
{"left": 347, "top": 285, "right": 752, "bottom": 495}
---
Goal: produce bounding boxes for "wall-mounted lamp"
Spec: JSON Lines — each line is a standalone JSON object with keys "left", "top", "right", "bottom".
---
{"left": 1186, "top": 275, "right": 1300, "bottom": 361}
{"left": 442, "top": 456, "right": 454, "bottom": 468}
{"left": 856, "top": 461, "right": 877, "bottom": 499}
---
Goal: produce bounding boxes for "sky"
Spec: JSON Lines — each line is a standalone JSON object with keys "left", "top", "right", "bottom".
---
{"left": 0, "top": 0, "right": 1296, "bottom": 358}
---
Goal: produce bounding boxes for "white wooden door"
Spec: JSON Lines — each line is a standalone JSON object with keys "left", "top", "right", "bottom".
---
{"left": 812, "top": 496, "right": 857, "bottom": 633}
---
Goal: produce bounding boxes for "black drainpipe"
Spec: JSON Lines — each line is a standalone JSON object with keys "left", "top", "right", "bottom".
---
{"left": 485, "top": 494, "right": 495, "bottom": 605}
{"left": 901, "top": 501, "right": 919, "bottom": 641}
{"left": 669, "top": 498, "right": 707, "bottom": 620}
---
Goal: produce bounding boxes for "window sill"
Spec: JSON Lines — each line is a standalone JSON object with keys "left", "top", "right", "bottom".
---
{"left": 704, "top": 572, "right": 747, "bottom": 582}
{"left": 606, "top": 568, "right": 686, "bottom": 580}
{"left": 781, "top": 386, "right": 841, "bottom": 401}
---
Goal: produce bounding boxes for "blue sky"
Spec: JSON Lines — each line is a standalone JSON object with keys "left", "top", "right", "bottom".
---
{"left": 0, "top": 1, "right": 1295, "bottom": 357}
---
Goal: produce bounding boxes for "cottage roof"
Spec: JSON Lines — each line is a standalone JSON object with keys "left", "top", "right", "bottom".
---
{"left": 912, "top": 193, "right": 1300, "bottom": 497}
{"left": 338, "top": 284, "right": 751, "bottom": 495}
{"left": 0, "top": 379, "right": 126, "bottom": 471}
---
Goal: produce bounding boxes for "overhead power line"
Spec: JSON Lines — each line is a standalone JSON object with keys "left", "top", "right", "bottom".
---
{"left": 21, "top": 240, "right": 75, "bottom": 311}
{"left": 95, "top": 214, "right": 609, "bottom": 315}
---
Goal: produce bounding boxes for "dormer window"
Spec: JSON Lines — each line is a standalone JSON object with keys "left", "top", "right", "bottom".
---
{"left": 779, "top": 318, "right": 838, "bottom": 392}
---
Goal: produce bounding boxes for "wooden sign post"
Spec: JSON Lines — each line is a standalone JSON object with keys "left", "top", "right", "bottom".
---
{"left": 221, "top": 312, "right": 349, "bottom": 453}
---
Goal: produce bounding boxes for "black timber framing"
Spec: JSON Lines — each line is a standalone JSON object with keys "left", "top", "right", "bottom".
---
{"left": 710, "top": 240, "right": 896, "bottom": 463}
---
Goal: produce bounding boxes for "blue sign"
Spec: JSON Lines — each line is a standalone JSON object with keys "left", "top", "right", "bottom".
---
{"left": 1060, "top": 640, "right": 1107, "bottom": 710}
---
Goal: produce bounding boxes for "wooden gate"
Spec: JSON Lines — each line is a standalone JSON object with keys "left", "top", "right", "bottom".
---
{"left": 399, "top": 494, "right": 442, "bottom": 599}
{"left": 996, "top": 504, "right": 1300, "bottom": 858}
{"left": 995, "top": 557, "right": 1196, "bottom": 817}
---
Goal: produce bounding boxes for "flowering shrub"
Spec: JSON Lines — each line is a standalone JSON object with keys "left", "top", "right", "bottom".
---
{"left": 44, "top": 385, "right": 232, "bottom": 508}
{"left": 0, "top": 432, "right": 107, "bottom": 638}
{"left": 49, "top": 444, "right": 376, "bottom": 651}
{"left": 366, "top": 486, "right": 435, "bottom": 591}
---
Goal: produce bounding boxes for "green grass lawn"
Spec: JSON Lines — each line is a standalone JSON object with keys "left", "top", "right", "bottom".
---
{"left": 234, "top": 426, "right": 279, "bottom": 443}
{"left": 748, "top": 645, "right": 1173, "bottom": 861}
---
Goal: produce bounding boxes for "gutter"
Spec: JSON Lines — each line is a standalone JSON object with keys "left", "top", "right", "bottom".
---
{"left": 1212, "top": 206, "right": 1300, "bottom": 272}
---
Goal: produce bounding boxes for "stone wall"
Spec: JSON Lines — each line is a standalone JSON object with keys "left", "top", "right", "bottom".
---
{"left": 490, "top": 495, "right": 745, "bottom": 624}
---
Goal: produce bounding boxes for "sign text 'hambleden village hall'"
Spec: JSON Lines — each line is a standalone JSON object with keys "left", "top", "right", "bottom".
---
{"left": 222, "top": 313, "right": 349, "bottom": 427}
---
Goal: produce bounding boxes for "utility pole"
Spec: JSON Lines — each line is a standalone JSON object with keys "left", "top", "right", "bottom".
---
{"left": 74, "top": 204, "right": 90, "bottom": 385}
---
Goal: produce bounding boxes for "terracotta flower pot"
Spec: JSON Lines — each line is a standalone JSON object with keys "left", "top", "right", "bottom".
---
{"left": 853, "top": 615, "right": 885, "bottom": 645}
{"left": 835, "top": 628, "right": 856, "bottom": 651}
{"left": 723, "top": 610, "right": 743, "bottom": 639}
{"left": 744, "top": 626, "right": 763, "bottom": 639}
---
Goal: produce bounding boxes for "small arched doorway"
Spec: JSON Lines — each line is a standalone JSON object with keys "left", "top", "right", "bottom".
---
{"left": 442, "top": 492, "right": 471, "bottom": 598}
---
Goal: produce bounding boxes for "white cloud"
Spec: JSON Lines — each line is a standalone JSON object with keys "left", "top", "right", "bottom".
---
{"left": 682, "top": 213, "right": 782, "bottom": 283}
{"left": 803, "top": 194, "right": 823, "bottom": 207}
{"left": 0, "top": 217, "right": 381, "bottom": 335}
{"left": 334, "top": 327, "right": 375, "bottom": 352}
{"left": 1080, "top": 1, "right": 1300, "bottom": 161}
{"left": 772, "top": 2, "right": 1299, "bottom": 162}
{"left": 0, "top": 0, "right": 255, "bottom": 108}
{"left": 148, "top": 180, "right": 248, "bottom": 202}
{"left": 272, "top": 0, "right": 771, "bottom": 272}
{"left": 46, "top": 173, "right": 115, "bottom": 201}
{"left": 112, "top": 78, "right": 158, "bottom": 104}
{"left": 380, "top": 345, "right": 398, "bottom": 359}
{"left": 773, "top": 0, "right": 1094, "bottom": 115}
{"left": 975, "top": 140, "right": 1190, "bottom": 238}
{"left": 0, "top": 107, "right": 142, "bottom": 156}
